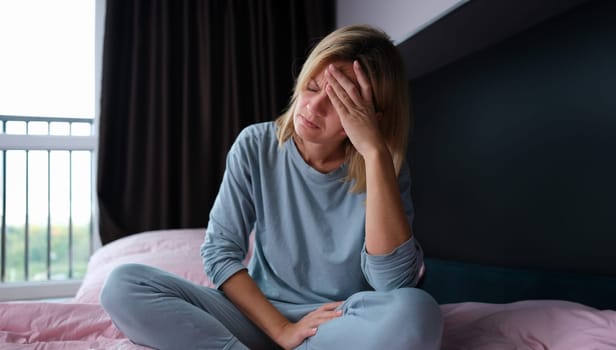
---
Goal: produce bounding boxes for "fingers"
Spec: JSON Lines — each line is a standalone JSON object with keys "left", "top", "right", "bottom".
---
{"left": 300, "top": 326, "right": 318, "bottom": 339}
{"left": 308, "top": 308, "right": 342, "bottom": 323}
{"left": 325, "top": 64, "right": 362, "bottom": 107}
{"left": 316, "top": 308, "right": 343, "bottom": 321}
{"left": 303, "top": 301, "right": 344, "bottom": 327}
{"left": 326, "top": 62, "right": 373, "bottom": 105}
{"left": 279, "top": 301, "right": 343, "bottom": 348}
{"left": 353, "top": 61, "right": 373, "bottom": 106}
{"left": 318, "top": 301, "right": 344, "bottom": 311}
{"left": 325, "top": 63, "right": 377, "bottom": 125}
{"left": 325, "top": 70, "right": 352, "bottom": 119}
{"left": 312, "top": 302, "right": 344, "bottom": 322}
{"left": 326, "top": 83, "right": 348, "bottom": 118}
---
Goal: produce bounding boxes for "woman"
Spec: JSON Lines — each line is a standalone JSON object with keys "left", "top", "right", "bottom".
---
{"left": 101, "top": 24, "right": 443, "bottom": 350}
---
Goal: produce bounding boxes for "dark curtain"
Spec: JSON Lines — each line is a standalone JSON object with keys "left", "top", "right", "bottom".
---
{"left": 97, "top": 0, "right": 334, "bottom": 244}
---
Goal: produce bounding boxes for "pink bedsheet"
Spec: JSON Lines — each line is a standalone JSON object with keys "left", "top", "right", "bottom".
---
{"left": 0, "top": 302, "right": 146, "bottom": 350}
{"left": 1, "top": 229, "right": 615, "bottom": 349}
{"left": 441, "top": 300, "right": 616, "bottom": 350}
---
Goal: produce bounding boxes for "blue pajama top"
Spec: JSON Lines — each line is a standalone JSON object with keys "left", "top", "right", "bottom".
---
{"left": 201, "top": 121, "right": 423, "bottom": 305}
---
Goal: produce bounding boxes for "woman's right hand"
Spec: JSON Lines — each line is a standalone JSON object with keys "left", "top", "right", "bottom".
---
{"left": 275, "top": 301, "right": 344, "bottom": 349}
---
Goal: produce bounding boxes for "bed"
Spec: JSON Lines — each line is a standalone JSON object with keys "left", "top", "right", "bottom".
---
{"left": 1, "top": 228, "right": 615, "bottom": 350}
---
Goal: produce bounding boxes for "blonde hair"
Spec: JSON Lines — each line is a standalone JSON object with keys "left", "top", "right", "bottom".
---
{"left": 275, "top": 24, "right": 410, "bottom": 193}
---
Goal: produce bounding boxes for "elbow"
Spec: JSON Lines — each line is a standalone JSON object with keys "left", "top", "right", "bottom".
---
{"left": 364, "top": 267, "right": 422, "bottom": 291}
{"left": 361, "top": 237, "right": 424, "bottom": 291}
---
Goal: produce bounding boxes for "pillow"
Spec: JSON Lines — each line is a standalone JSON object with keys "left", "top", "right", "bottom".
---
{"left": 74, "top": 228, "right": 214, "bottom": 303}
{"left": 441, "top": 299, "right": 616, "bottom": 350}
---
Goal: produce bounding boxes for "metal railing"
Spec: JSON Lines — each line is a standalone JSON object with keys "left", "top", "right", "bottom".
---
{"left": 0, "top": 115, "right": 97, "bottom": 285}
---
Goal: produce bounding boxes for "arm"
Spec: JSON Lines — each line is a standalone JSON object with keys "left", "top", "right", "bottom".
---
{"left": 326, "top": 62, "right": 423, "bottom": 289}
{"left": 363, "top": 145, "right": 411, "bottom": 254}
{"left": 325, "top": 61, "right": 411, "bottom": 253}
{"left": 220, "top": 271, "right": 299, "bottom": 347}
{"left": 221, "top": 270, "right": 342, "bottom": 349}
{"left": 202, "top": 128, "right": 341, "bottom": 349}
{"left": 360, "top": 162, "right": 424, "bottom": 290}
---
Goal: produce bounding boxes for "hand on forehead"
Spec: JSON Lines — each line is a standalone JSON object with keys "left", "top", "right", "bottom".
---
{"left": 313, "top": 61, "right": 358, "bottom": 88}
{"left": 330, "top": 61, "right": 358, "bottom": 82}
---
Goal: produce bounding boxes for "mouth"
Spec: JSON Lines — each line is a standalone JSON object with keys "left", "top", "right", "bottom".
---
{"left": 299, "top": 115, "right": 319, "bottom": 129}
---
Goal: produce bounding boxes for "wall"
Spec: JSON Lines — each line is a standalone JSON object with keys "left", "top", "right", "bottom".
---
{"left": 408, "top": 0, "right": 616, "bottom": 275}
{"left": 336, "top": 0, "right": 467, "bottom": 44}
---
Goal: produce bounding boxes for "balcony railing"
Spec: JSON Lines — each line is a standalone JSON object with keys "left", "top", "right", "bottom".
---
{"left": 0, "top": 115, "right": 97, "bottom": 299}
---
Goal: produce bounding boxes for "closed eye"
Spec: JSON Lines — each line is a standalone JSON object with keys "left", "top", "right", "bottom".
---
{"left": 306, "top": 80, "right": 319, "bottom": 92}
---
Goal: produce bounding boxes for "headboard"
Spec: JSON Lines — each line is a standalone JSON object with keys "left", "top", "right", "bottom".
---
{"left": 402, "top": 0, "right": 616, "bottom": 309}
{"left": 419, "top": 258, "right": 616, "bottom": 310}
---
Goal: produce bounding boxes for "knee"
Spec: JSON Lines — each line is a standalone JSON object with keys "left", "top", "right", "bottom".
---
{"left": 392, "top": 288, "right": 443, "bottom": 349}
{"left": 100, "top": 263, "right": 150, "bottom": 312}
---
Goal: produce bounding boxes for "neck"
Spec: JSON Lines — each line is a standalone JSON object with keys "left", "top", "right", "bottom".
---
{"left": 293, "top": 136, "right": 347, "bottom": 173}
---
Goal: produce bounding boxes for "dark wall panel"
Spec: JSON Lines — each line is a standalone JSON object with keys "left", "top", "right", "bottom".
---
{"left": 408, "top": 0, "right": 616, "bottom": 275}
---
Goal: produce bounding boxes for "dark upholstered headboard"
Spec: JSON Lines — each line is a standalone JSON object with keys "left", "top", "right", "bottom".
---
{"left": 402, "top": 0, "right": 616, "bottom": 309}
{"left": 419, "top": 258, "right": 616, "bottom": 310}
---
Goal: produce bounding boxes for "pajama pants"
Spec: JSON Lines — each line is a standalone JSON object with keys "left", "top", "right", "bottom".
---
{"left": 100, "top": 263, "right": 443, "bottom": 350}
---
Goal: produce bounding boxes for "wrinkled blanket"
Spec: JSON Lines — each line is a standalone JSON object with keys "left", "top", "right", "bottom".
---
{"left": 2, "top": 229, "right": 615, "bottom": 350}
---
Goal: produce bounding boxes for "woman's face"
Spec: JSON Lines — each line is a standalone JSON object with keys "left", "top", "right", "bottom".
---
{"left": 293, "top": 61, "right": 356, "bottom": 147}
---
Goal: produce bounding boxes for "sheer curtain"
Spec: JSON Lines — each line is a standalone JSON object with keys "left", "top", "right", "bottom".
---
{"left": 97, "top": 0, "right": 334, "bottom": 244}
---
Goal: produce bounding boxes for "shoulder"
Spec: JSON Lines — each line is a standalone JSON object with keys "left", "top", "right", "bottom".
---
{"left": 228, "top": 121, "right": 278, "bottom": 160}
{"left": 234, "top": 121, "right": 277, "bottom": 146}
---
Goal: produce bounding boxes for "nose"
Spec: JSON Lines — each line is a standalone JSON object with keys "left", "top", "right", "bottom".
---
{"left": 308, "top": 91, "right": 331, "bottom": 116}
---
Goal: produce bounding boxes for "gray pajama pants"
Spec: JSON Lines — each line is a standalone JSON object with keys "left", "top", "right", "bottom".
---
{"left": 100, "top": 263, "right": 443, "bottom": 350}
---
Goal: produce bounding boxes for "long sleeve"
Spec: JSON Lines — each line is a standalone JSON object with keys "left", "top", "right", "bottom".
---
{"left": 201, "top": 128, "right": 256, "bottom": 288}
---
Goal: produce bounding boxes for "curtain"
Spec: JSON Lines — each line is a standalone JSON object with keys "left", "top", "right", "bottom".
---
{"left": 97, "top": 0, "right": 334, "bottom": 244}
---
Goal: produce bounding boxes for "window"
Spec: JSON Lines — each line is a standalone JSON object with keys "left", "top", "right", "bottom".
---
{"left": 0, "top": 0, "right": 99, "bottom": 301}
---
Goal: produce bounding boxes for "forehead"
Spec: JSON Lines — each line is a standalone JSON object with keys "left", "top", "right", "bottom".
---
{"left": 311, "top": 60, "right": 357, "bottom": 84}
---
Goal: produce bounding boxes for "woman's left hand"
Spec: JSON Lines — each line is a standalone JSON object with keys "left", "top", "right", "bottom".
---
{"left": 325, "top": 61, "right": 386, "bottom": 157}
